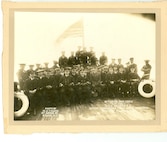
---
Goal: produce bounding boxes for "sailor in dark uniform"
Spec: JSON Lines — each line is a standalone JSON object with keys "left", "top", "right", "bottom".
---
{"left": 80, "top": 47, "right": 89, "bottom": 66}
{"left": 99, "top": 52, "right": 108, "bottom": 65}
{"left": 52, "top": 68, "right": 61, "bottom": 106}
{"left": 112, "top": 66, "right": 119, "bottom": 98}
{"left": 59, "top": 67, "right": 74, "bottom": 106}
{"left": 117, "top": 58, "right": 124, "bottom": 70}
{"left": 106, "top": 67, "right": 115, "bottom": 98}
{"left": 76, "top": 69, "right": 91, "bottom": 104}
{"left": 59, "top": 51, "right": 68, "bottom": 68}
{"left": 117, "top": 66, "right": 128, "bottom": 98}
{"left": 90, "top": 52, "right": 98, "bottom": 66}
{"left": 52, "top": 60, "right": 59, "bottom": 69}
{"left": 141, "top": 60, "right": 152, "bottom": 80}
{"left": 17, "top": 64, "right": 28, "bottom": 90}
{"left": 35, "top": 63, "right": 42, "bottom": 71}
{"left": 87, "top": 46, "right": 95, "bottom": 65}
{"left": 89, "top": 67, "right": 101, "bottom": 99}
{"left": 109, "top": 58, "right": 117, "bottom": 68}
{"left": 26, "top": 65, "right": 35, "bottom": 77}
{"left": 128, "top": 57, "right": 138, "bottom": 73}
{"left": 24, "top": 72, "right": 37, "bottom": 115}
{"left": 128, "top": 67, "right": 140, "bottom": 97}
{"left": 75, "top": 46, "right": 82, "bottom": 65}
{"left": 68, "top": 51, "right": 77, "bottom": 67}
{"left": 100, "top": 66, "right": 109, "bottom": 98}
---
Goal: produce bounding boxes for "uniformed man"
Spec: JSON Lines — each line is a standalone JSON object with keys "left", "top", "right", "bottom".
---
{"left": 17, "top": 64, "right": 28, "bottom": 90}
{"left": 80, "top": 47, "right": 89, "bottom": 66}
{"left": 100, "top": 66, "right": 109, "bottom": 98}
{"left": 106, "top": 67, "right": 116, "bottom": 98}
{"left": 89, "top": 67, "right": 102, "bottom": 99}
{"left": 128, "top": 67, "right": 140, "bottom": 97}
{"left": 90, "top": 52, "right": 98, "bottom": 66}
{"left": 117, "top": 66, "right": 128, "bottom": 98}
{"left": 59, "top": 51, "right": 68, "bottom": 68}
{"left": 35, "top": 63, "right": 42, "bottom": 75}
{"left": 52, "top": 61, "right": 59, "bottom": 69}
{"left": 43, "top": 62, "right": 50, "bottom": 72}
{"left": 87, "top": 46, "right": 95, "bottom": 65}
{"left": 68, "top": 51, "right": 77, "bottom": 67}
{"left": 35, "top": 69, "right": 46, "bottom": 108}
{"left": 24, "top": 72, "right": 37, "bottom": 115}
{"left": 117, "top": 58, "right": 124, "bottom": 70}
{"left": 59, "top": 67, "right": 74, "bottom": 106}
{"left": 52, "top": 68, "right": 61, "bottom": 106}
{"left": 109, "top": 58, "right": 117, "bottom": 68}
{"left": 112, "top": 66, "right": 119, "bottom": 97}
{"left": 75, "top": 46, "right": 82, "bottom": 65}
{"left": 70, "top": 67, "right": 79, "bottom": 104}
{"left": 76, "top": 69, "right": 91, "bottom": 104}
{"left": 128, "top": 57, "right": 138, "bottom": 73}
{"left": 99, "top": 52, "right": 108, "bottom": 65}
{"left": 26, "top": 65, "right": 35, "bottom": 77}
{"left": 141, "top": 60, "right": 152, "bottom": 80}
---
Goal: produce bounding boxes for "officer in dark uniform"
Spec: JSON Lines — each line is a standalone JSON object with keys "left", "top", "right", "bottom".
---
{"left": 75, "top": 46, "right": 82, "bottom": 65}
{"left": 59, "top": 51, "right": 68, "bottom": 68}
{"left": 89, "top": 67, "right": 101, "bottom": 99}
{"left": 52, "top": 68, "right": 61, "bottom": 106}
{"left": 80, "top": 47, "right": 89, "bottom": 66}
{"left": 76, "top": 69, "right": 91, "bottom": 104}
{"left": 90, "top": 52, "right": 98, "bottom": 66}
{"left": 117, "top": 58, "right": 124, "bottom": 70}
{"left": 26, "top": 65, "right": 35, "bottom": 77}
{"left": 17, "top": 64, "right": 28, "bottom": 90}
{"left": 117, "top": 66, "right": 128, "bottom": 98}
{"left": 141, "top": 60, "right": 152, "bottom": 80}
{"left": 100, "top": 66, "right": 109, "bottom": 98}
{"left": 59, "top": 67, "right": 74, "bottom": 106}
{"left": 99, "top": 52, "right": 108, "bottom": 65}
{"left": 35, "top": 63, "right": 42, "bottom": 71}
{"left": 106, "top": 67, "right": 115, "bottom": 98}
{"left": 109, "top": 58, "right": 117, "bottom": 68}
{"left": 68, "top": 51, "right": 77, "bottom": 67}
{"left": 112, "top": 66, "right": 119, "bottom": 98}
{"left": 52, "top": 61, "right": 59, "bottom": 69}
{"left": 36, "top": 69, "right": 46, "bottom": 108}
{"left": 24, "top": 72, "right": 37, "bottom": 115}
{"left": 128, "top": 57, "right": 138, "bottom": 73}
{"left": 128, "top": 66, "right": 140, "bottom": 97}
{"left": 87, "top": 46, "right": 95, "bottom": 65}
{"left": 43, "top": 62, "right": 50, "bottom": 72}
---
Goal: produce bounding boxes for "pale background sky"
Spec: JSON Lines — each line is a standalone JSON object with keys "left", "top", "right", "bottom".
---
{"left": 14, "top": 12, "right": 155, "bottom": 81}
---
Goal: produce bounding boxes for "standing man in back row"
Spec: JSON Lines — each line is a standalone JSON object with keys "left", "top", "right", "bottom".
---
{"left": 141, "top": 60, "right": 152, "bottom": 80}
{"left": 99, "top": 52, "right": 108, "bottom": 65}
{"left": 59, "top": 51, "right": 68, "bottom": 68}
{"left": 128, "top": 57, "right": 138, "bottom": 73}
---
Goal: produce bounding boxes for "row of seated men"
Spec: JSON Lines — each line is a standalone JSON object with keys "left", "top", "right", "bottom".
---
{"left": 15, "top": 63, "right": 144, "bottom": 115}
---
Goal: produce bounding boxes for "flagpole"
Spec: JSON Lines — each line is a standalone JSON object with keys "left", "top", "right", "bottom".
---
{"left": 81, "top": 18, "right": 85, "bottom": 48}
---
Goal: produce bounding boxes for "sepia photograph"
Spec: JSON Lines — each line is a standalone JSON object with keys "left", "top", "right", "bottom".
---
{"left": 13, "top": 11, "right": 156, "bottom": 121}
{"left": 4, "top": 1, "right": 167, "bottom": 133}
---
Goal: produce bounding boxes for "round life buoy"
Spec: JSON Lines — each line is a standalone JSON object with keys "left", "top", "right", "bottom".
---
{"left": 138, "top": 80, "right": 155, "bottom": 98}
{"left": 14, "top": 92, "right": 29, "bottom": 118}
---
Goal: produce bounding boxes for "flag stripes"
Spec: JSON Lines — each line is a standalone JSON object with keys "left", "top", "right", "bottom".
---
{"left": 56, "top": 19, "right": 83, "bottom": 44}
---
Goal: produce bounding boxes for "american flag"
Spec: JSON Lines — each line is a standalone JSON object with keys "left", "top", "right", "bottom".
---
{"left": 56, "top": 19, "right": 84, "bottom": 44}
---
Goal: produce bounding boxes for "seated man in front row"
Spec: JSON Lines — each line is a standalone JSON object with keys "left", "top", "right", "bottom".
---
{"left": 128, "top": 66, "right": 140, "bottom": 97}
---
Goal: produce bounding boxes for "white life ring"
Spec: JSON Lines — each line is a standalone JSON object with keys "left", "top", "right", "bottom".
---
{"left": 14, "top": 92, "right": 29, "bottom": 118}
{"left": 138, "top": 80, "right": 155, "bottom": 98}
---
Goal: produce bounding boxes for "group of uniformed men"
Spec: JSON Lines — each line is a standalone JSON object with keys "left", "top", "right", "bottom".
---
{"left": 15, "top": 47, "right": 152, "bottom": 115}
